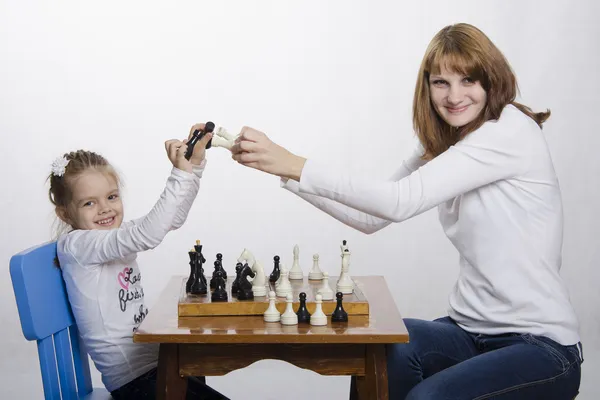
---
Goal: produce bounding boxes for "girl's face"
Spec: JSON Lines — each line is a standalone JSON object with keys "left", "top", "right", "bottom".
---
{"left": 429, "top": 66, "right": 487, "bottom": 127}
{"left": 64, "top": 169, "right": 123, "bottom": 230}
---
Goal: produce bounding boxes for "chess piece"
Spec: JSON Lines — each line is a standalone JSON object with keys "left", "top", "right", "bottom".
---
{"left": 215, "top": 253, "right": 227, "bottom": 280}
{"left": 185, "top": 121, "right": 215, "bottom": 159}
{"left": 237, "top": 263, "right": 256, "bottom": 300}
{"left": 186, "top": 249, "right": 197, "bottom": 293}
{"left": 211, "top": 126, "right": 238, "bottom": 150}
{"left": 288, "top": 244, "right": 303, "bottom": 280}
{"left": 275, "top": 264, "right": 285, "bottom": 288}
{"left": 276, "top": 269, "right": 292, "bottom": 298}
{"left": 251, "top": 260, "right": 267, "bottom": 297}
{"left": 331, "top": 292, "right": 348, "bottom": 322}
{"left": 296, "top": 292, "right": 311, "bottom": 323}
{"left": 190, "top": 242, "right": 207, "bottom": 295}
{"left": 310, "top": 294, "right": 327, "bottom": 326}
{"left": 269, "top": 255, "right": 281, "bottom": 283}
{"left": 231, "top": 263, "right": 243, "bottom": 294}
{"left": 263, "top": 291, "right": 281, "bottom": 322}
{"left": 193, "top": 240, "right": 207, "bottom": 288}
{"left": 318, "top": 272, "right": 334, "bottom": 300}
{"left": 280, "top": 294, "right": 298, "bottom": 325}
{"left": 209, "top": 260, "right": 220, "bottom": 289}
{"left": 211, "top": 271, "right": 228, "bottom": 302}
{"left": 308, "top": 254, "right": 324, "bottom": 280}
{"left": 336, "top": 240, "right": 354, "bottom": 294}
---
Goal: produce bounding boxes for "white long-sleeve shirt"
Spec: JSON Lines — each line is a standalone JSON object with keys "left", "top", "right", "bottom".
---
{"left": 282, "top": 104, "right": 580, "bottom": 345}
{"left": 57, "top": 163, "right": 206, "bottom": 391}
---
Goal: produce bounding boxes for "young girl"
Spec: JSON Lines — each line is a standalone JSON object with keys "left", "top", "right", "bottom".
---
{"left": 49, "top": 123, "right": 227, "bottom": 399}
{"left": 229, "top": 24, "right": 583, "bottom": 399}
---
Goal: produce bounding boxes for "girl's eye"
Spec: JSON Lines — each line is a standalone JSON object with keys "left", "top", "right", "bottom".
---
{"left": 109, "top": 194, "right": 119, "bottom": 200}
{"left": 83, "top": 201, "right": 94, "bottom": 207}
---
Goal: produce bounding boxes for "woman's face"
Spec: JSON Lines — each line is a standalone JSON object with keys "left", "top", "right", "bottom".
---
{"left": 429, "top": 66, "right": 487, "bottom": 127}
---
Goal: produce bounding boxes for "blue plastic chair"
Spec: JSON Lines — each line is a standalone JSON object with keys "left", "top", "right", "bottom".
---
{"left": 10, "top": 241, "right": 111, "bottom": 399}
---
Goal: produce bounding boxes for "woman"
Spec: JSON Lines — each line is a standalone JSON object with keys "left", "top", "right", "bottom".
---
{"left": 230, "top": 23, "right": 582, "bottom": 399}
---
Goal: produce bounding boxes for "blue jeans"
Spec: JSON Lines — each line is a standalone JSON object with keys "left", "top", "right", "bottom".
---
{"left": 110, "top": 367, "right": 229, "bottom": 399}
{"left": 387, "top": 317, "right": 582, "bottom": 399}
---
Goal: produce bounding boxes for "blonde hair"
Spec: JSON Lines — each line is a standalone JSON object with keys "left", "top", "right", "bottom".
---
{"left": 48, "top": 150, "right": 120, "bottom": 237}
{"left": 413, "top": 23, "right": 550, "bottom": 160}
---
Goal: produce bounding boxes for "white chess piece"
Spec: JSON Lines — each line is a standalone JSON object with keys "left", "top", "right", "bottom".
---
{"left": 280, "top": 294, "right": 298, "bottom": 325}
{"left": 308, "top": 254, "right": 324, "bottom": 280}
{"left": 275, "top": 265, "right": 286, "bottom": 288}
{"left": 318, "top": 271, "right": 334, "bottom": 300}
{"left": 288, "top": 244, "right": 303, "bottom": 280}
{"left": 310, "top": 294, "right": 327, "bottom": 326}
{"left": 276, "top": 269, "right": 292, "bottom": 297}
{"left": 251, "top": 260, "right": 267, "bottom": 297}
{"left": 336, "top": 240, "right": 354, "bottom": 294}
{"left": 211, "top": 126, "right": 238, "bottom": 150}
{"left": 263, "top": 291, "right": 281, "bottom": 322}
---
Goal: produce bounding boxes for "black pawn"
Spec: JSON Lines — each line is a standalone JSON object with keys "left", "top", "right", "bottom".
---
{"left": 210, "top": 260, "right": 220, "bottom": 289}
{"left": 232, "top": 263, "right": 243, "bottom": 295}
{"left": 215, "top": 253, "right": 227, "bottom": 280}
{"left": 211, "top": 271, "right": 228, "bottom": 302}
{"left": 331, "top": 292, "right": 348, "bottom": 322}
{"left": 269, "top": 255, "right": 281, "bottom": 283}
{"left": 186, "top": 250, "right": 197, "bottom": 293}
{"left": 296, "top": 292, "right": 311, "bottom": 323}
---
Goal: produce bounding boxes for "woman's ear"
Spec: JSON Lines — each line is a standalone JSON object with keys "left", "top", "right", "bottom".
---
{"left": 55, "top": 207, "right": 72, "bottom": 226}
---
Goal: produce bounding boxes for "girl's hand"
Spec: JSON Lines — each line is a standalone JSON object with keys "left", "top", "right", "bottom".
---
{"left": 165, "top": 123, "right": 212, "bottom": 173}
{"left": 230, "top": 126, "right": 306, "bottom": 181}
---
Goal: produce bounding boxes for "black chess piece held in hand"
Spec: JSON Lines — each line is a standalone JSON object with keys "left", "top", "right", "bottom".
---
{"left": 296, "top": 292, "right": 311, "bottom": 323}
{"left": 331, "top": 292, "right": 348, "bottom": 322}
{"left": 269, "top": 255, "right": 281, "bottom": 284}
{"left": 211, "top": 271, "right": 228, "bottom": 302}
{"left": 185, "top": 121, "right": 215, "bottom": 160}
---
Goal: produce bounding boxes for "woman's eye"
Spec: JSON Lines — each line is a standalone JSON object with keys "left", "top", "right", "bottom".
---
{"left": 432, "top": 79, "right": 447, "bottom": 86}
{"left": 463, "top": 77, "right": 475, "bottom": 84}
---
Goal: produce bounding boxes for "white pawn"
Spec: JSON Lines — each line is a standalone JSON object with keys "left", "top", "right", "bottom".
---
{"left": 288, "top": 244, "right": 303, "bottom": 280}
{"left": 280, "top": 294, "right": 298, "bottom": 325}
{"left": 276, "top": 269, "right": 292, "bottom": 298}
{"left": 318, "top": 272, "right": 334, "bottom": 300}
{"left": 263, "top": 291, "right": 281, "bottom": 322}
{"left": 310, "top": 294, "right": 327, "bottom": 326}
{"left": 211, "top": 126, "right": 237, "bottom": 150}
{"left": 308, "top": 254, "right": 324, "bottom": 280}
{"left": 275, "top": 264, "right": 286, "bottom": 288}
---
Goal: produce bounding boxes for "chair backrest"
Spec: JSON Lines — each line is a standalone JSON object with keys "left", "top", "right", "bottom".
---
{"left": 10, "top": 241, "right": 93, "bottom": 399}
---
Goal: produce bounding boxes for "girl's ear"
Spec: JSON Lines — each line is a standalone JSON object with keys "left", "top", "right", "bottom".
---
{"left": 55, "top": 207, "right": 72, "bottom": 226}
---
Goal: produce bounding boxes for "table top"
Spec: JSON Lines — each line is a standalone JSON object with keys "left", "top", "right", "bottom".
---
{"left": 133, "top": 275, "right": 408, "bottom": 344}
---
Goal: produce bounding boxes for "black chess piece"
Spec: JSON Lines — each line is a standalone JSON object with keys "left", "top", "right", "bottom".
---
{"left": 237, "top": 263, "right": 256, "bottom": 300}
{"left": 193, "top": 242, "right": 207, "bottom": 288}
{"left": 231, "top": 263, "right": 243, "bottom": 295}
{"left": 331, "top": 292, "right": 348, "bottom": 322}
{"left": 185, "top": 121, "right": 215, "bottom": 160}
{"left": 215, "top": 253, "right": 227, "bottom": 280}
{"left": 186, "top": 249, "right": 197, "bottom": 293}
{"left": 190, "top": 250, "right": 207, "bottom": 296}
{"left": 211, "top": 271, "right": 228, "bottom": 302}
{"left": 269, "top": 255, "right": 281, "bottom": 284}
{"left": 296, "top": 292, "right": 311, "bottom": 323}
{"left": 210, "top": 260, "right": 220, "bottom": 289}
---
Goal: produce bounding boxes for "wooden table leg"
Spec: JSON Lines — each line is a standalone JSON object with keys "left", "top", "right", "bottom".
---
{"left": 350, "top": 344, "right": 389, "bottom": 400}
{"left": 156, "top": 344, "right": 187, "bottom": 400}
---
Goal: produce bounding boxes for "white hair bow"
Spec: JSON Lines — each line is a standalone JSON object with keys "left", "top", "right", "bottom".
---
{"left": 51, "top": 156, "right": 70, "bottom": 177}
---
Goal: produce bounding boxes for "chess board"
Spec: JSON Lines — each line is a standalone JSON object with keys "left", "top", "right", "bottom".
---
{"left": 178, "top": 275, "right": 369, "bottom": 317}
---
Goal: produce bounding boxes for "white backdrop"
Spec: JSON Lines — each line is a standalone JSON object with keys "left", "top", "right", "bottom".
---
{"left": 1, "top": 0, "right": 598, "bottom": 398}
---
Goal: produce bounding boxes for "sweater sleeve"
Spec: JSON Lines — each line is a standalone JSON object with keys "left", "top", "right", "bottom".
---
{"left": 60, "top": 167, "right": 203, "bottom": 266}
{"left": 280, "top": 145, "right": 427, "bottom": 234}
{"left": 296, "top": 113, "right": 532, "bottom": 224}
{"left": 170, "top": 160, "right": 206, "bottom": 230}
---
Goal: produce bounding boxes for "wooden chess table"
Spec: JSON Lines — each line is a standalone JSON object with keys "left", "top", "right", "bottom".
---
{"left": 134, "top": 275, "right": 409, "bottom": 400}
